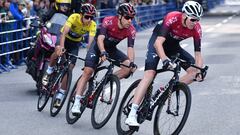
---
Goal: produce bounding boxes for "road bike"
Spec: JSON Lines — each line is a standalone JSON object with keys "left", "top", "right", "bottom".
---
{"left": 66, "top": 58, "right": 131, "bottom": 129}
{"left": 116, "top": 54, "right": 208, "bottom": 135}
{"left": 37, "top": 53, "right": 84, "bottom": 117}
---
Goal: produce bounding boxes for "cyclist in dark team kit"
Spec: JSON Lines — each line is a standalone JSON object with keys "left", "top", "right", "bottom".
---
{"left": 71, "top": 3, "right": 138, "bottom": 114}
{"left": 125, "top": 1, "right": 205, "bottom": 126}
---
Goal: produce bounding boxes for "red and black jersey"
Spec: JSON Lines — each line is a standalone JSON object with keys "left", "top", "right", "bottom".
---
{"left": 153, "top": 11, "right": 202, "bottom": 51}
{"left": 100, "top": 16, "right": 136, "bottom": 48}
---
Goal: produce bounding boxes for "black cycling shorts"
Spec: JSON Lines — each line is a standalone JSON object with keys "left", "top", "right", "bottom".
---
{"left": 85, "top": 41, "right": 128, "bottom": 69}
{"left": 64, "top": 38, "right": 80, "bottom": 65}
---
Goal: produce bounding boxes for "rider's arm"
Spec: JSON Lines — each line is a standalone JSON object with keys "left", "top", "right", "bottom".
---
{"left": 97, "top": 23, "right": 107, "bottom": 53}
{"left": 193, "top": 24, "right": 203, "bottom": 68}
{"left": 97, "top": 35, "right": 106, "bottom": 53}
{"left": 60, "top": 25, "right": 70, "bottom": 48}
{"left": 88, "top": 35, "right": 95, "bottom": 48}
{"left": 87, "top": 21, "right": 97, "bottom": 48}
{"left": 154, "top": 36, "right": 168, "bottom": 61}
{"left": 127, "top": 28, "right": 136, "bottom": 62}
{"left": 127, "top": 47, "right": 135, "bottom": 62}
{"left": 194, "top": 51, "right": 203, "bottom": 68}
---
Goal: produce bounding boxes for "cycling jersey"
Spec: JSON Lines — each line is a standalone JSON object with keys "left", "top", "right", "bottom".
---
{"left": 100, "top": 16, "right": 136, "bottom": 48}
{"left": 153, "top": 11, "right": 202, "bottom": 52}
{"left": 61, "top": 13, "right": 97, "bottom": 42}
{"left": 84, "top": 16, "right": 136, "bottom": 69}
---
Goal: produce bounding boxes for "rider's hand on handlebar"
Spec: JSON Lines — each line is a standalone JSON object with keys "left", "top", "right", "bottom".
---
{"left": 56, "top": 46, "right": 66, "bottom": 56}
{"left": 129, "top": 62, "right": 137, "bottom": 73}
{"left": 162, "top": 58, "right": 176, "bottom": 69}
{"left": 100, "top": 51, "right": 109, "bottom": 62}
{"left": 195, "top": 72, "right": 204, "bottom": 82}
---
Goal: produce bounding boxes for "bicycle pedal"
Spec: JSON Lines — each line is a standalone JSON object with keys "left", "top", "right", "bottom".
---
{"left": 129, "top": 126, "right": 139, "bottom": 132}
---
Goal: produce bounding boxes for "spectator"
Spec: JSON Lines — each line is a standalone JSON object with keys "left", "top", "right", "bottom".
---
{"left": 2, "top": 0, "right": 13, "bottom": 20}
{"left": 18, "top": 0, "right": 27, "bottom": 17}
{"left": 9, "top": 0, "right": 24, "bottom": 20}
{"left": 30, "top": 0, "right": 40, "bottom": 17}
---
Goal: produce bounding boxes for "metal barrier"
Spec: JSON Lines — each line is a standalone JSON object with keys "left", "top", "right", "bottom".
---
{"left": 0, "top": 17, "right": 36, "bottom": 73}
{"left": 0, "top": 0, "right": 224, "bottom": 73}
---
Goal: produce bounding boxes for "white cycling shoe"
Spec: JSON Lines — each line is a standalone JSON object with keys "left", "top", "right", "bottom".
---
{"left": 125, "top": 114, "right": 140, "bottom": 127}
{"left": 71, "top": 104, "right": 81, "bottom": 114}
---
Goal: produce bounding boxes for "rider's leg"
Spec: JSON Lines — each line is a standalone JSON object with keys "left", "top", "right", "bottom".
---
{"left": 54, "top": 64, "right": 75, "bottom": 106}
{"left": 71, "top": 41, "right": 99, "bottom": 113}
{"left": 178, "top": 48, "right": 196, "bottom": 85}
{"left": 71, "top": 67, "right": 94, "bottom": 113}
{"left": 111, "top": 49, "right": 132, "bottom": 79}
{"left": 125, "top": 70, "right": 156, "bottom": 126}
{"left": 55, "top": 40, "right": 80, "bottom": 106}
{"left": 180, "top": 67, "right": 197, "bottom": 85}
{"left": 42, "top": 47, "right": 61, "bottom": 85}
{"left": 114, "top": 60, "right": 131, "bottom": 79}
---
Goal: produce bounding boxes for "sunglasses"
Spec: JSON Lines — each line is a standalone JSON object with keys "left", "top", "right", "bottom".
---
{"left": 189, "top": 18, "right": 199, "bottom": 22}
{"left": 124, "top": 16, "right": 134, "bottom": 20}
{"left": 84, "top": 15, "right": 94, "bottom": 20}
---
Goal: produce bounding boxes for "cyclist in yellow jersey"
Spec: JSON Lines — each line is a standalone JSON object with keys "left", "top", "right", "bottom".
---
{"left": 42, "top": 3, "right": 97, "bottom": 107}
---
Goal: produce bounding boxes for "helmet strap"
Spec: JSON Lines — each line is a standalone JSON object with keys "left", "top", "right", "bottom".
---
{"left": 183, "top": 16, "right": 188, "bottom": 27}
{"left": 118, "top": 15, "right": 124, "bottom": 29}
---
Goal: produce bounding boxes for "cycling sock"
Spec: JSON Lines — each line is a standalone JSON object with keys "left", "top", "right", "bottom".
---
{"left": 46, "top": 66, "right": 53, "bottom": 74}
{"left": 74, "top": 95, "right": 84, "bottom": 105}
{"left": 129, "top": 103, "right": 139, "bottom": 116}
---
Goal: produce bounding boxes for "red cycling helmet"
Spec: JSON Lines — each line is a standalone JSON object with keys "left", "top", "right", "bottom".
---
{"left": 117, "top": 3, "right": 136, "bottom": 17}
{"left": 80, "top": 3, "right": 97, "bottom": 16}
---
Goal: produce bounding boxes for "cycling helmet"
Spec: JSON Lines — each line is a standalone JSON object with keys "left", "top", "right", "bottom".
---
{"left": 55, "top": 0, "right": 71, "bottom": 11}
{"left": 80, "top": 3, "right": 96, "bottom": 16}
{"left": 182, "top": 1, "right": 203, "bottom": 19}
{"left": 117, "top": 3, "right": 136, "bottom": 17}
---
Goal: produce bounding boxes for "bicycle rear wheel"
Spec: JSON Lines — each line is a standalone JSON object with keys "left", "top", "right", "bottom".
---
{"left": 91, "top": 74, "right": 120, "bottom": 129}
{"left": 116, "top": 79, "right": 141, "bottom": 135}
{"left": 153, "top": 82, "right": 191, "bottom": 135}
{"left": 50, "top": 70, "right": 72, "bottom": 117}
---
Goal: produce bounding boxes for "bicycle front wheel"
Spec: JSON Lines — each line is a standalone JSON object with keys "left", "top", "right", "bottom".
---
{"left": 50, "top": 70, "right": 72, "bottom": 117}
{"left": 116, "top": 79, "right": 141, "bottom": 135}
{"left": 91, "top": 74, "right": 120, "bottom": 129}
{"left": 65, "top": 76, "right": 82, "bottom": 124}
{"left": 153, "top": 82, "right": 191, "bottom": 135}
{"left": 37, "top": 61, "right": 50, "bottom": 111}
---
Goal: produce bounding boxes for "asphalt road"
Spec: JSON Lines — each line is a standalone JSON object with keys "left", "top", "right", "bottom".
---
{"left": 1, "top": 5, "right": 240, "bottom": 135}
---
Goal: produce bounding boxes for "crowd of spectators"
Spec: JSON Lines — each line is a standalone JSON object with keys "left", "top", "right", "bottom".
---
{"left": 0, "top": 0, "right": 187, "bottom": 23}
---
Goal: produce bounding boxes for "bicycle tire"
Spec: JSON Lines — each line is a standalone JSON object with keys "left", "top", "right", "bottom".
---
{"left": 153, "top": 82, "right": 191, "bottom": 135}
{"left": 66, "top": 75, "right": 89, "bottom": 124}
{"left": 116, "top": 79, "right": 141, "bottom": 135}
{"left": 37, "top": 61, "right": 50, "bottom": 111}
{"left": 91, "top": 74, "right": 120, "bottom": 129}
{"left": 50, "top": 69, "right": 72, "bottom": 117}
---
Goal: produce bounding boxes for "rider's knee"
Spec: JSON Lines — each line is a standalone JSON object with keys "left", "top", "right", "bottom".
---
{"left": 186, "top": 68, "right": 197, "bottom": 77}
{"left": 55, "top": 46, "right": 61, "bottom": 52}
{"left": 82, "top": 68, "right": 94, "bottom": 78}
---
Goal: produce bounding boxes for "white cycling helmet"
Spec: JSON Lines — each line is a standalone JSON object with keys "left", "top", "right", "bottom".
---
{"left": 182, "top": 1, "right": 203, "bottom": 19}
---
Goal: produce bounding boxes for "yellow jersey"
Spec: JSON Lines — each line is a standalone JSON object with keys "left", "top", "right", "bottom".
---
{"left": 61, "top": 13, "right": 97, "bottom": 42}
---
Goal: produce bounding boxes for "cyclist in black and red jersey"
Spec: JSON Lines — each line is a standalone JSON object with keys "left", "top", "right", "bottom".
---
{"left": 125, "top": 1, "right": 204, "bottom": 126}
{"left": 71, "top": 3, "right": 138, "bottom": 114}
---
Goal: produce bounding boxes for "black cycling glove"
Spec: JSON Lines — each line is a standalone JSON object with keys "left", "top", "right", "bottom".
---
{"left": 100, "top": 51, "right": 109, "bottom": 58}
